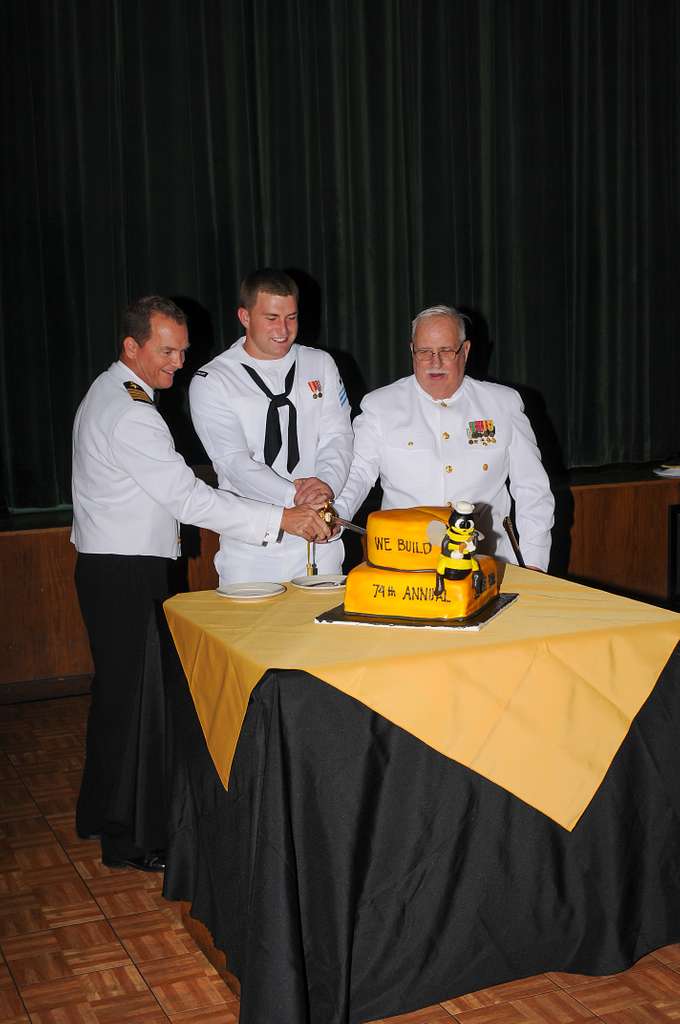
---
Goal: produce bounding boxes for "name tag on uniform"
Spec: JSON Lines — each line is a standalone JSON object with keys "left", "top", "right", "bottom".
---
{"left": 466, "top": 419, "right": 496, "bottom": 445}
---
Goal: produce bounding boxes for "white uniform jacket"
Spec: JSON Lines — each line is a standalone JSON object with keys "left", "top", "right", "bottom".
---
{"left": 71, "top": 361, "right": 282, "bottom": 558}
{"left": 189, "top": 339, "right": 354, "bottom": 583}
{"left": 335, "top": 374, "right": 555, "bottom": 571}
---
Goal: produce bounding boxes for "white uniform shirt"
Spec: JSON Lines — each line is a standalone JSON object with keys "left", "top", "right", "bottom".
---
{"left": 335, "top": 374, "right": 555, "bottom": 571}
{"left": 189, "top": 339, "right": 354, "bottom": 583}
{"left": 71, "top": 361, "right": 282, "bottom": 557}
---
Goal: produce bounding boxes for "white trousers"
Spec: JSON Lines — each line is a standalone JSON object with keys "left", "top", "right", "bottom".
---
{"left": 216, "top": 534, "right": 344, "bottom": 585}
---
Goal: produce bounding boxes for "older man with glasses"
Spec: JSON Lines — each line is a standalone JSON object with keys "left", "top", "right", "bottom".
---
{"left": 334, "top": 305, "right": 554, "bottom": 571}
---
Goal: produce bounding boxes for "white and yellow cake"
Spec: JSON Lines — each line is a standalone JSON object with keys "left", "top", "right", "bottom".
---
{"left": 344, "top": 506, "right": 499, "bottom": 621}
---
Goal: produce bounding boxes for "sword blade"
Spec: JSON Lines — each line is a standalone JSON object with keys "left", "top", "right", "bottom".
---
{"left": 330, "top": 514, "right": 367, "bottom": 536}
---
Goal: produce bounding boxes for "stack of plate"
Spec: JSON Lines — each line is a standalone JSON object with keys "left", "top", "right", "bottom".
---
{"left": 653, "top": 462, "right": 680, "bottom": 479}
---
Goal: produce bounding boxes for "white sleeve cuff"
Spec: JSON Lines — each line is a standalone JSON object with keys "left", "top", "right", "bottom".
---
{"left": 262, "top": 505, "right": 285, "bottom": 545}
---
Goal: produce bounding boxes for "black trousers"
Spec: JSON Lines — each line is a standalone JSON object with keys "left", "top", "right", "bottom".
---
{"left": 75, "top": 553, "right": 170, "bottom": 860}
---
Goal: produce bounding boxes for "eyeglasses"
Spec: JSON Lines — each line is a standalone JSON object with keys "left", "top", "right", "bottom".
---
{"left": 410, "top": 341, "right": 467, "bottom": 363}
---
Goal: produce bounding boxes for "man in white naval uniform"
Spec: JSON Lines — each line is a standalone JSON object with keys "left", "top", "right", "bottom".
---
{"left": 189, "top": 268, "right": 354, "bottom": 584}
{"left": 72, "top": 296, "right": 329, "bottom": 873}
{"left": 334, "top": 305, "right": 554, "bottom": 571}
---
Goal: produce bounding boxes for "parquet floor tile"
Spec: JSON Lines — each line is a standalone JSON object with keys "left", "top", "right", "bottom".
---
{"left": 7, "top": 750, "right": 83, "bottom": 771}
{"left": 30, "top": 793, "right": 79, "bottom": 819}
{"left": 2, "top": 921, "right": 129, "bottom": 985}
{"left": 568, "top": 963, "right": 680, "bottom": 1016}
{"left": 0, "top": 896, "right": 49, "bottom": 941}
{"left": 166, "top": 1005, "right": 239, "bottom": 1022}
{"left": 86, "top": 877, "right": 164, "bottom": 920}
{"left": 653, "top": 946, "right": 680, "bottom": 969}
{"left": 0, "top": 818, "right": 54, "bottom": 850}
{"left": 4, "top": 693, "right": 680, "bottom": 1024}
{"left": 7, "top": 735, "right": 86, "bottom": 760}
{"left": 41, "top": 816, "right": 94, "bottom": 860}
{"left": 20, "top": 866, "right": 103, "bottom": 931}
{"left": 111, "top": 909, "right": 198, "bottom": 962}
{"left": 81, "top": 963, "right": 157, "bottom": 1002}
{"left": 138, "top": 952, "right": 234, "bottom": 1014}
{"left": 368, "top": 1003, "right": 456, "bottom": 1021}
{"left": 71, "top": 856, "right": 139, "bottom": 885}
{"left": 452, "top": 986, "right": 599, "bottom": 1022}
{"left": 0, "top": 786, "right": 38, "bottom": 825}
{"left": 0, "top": 963, "right": 30, "bottom": 1024}
{"left": 11, "top": 843, "right": 71, "bottom": 872}
{"left": 21, "top": 769, "right": 82, "bottom": 800}
{"left": 17, "top": 974, "right": 96, "bottom": 1019}
{"left": 547, "top": 971, "right": 620, "bottom": 991}
{"left": 600, "top": 1004, "right": 680, "bottom": 1022}
{"left": 91, "top": 993, "right": 168, "bottom": 1023}
{"left": 441, "top": 974, "right": 558, "bottom": 1013}
{"left": 0, "top": 874, "right": 29, "bottom": 901}
{"left": 0, "top": 763, "right": 19, "bottom": 784}
{"left": 2, "top": 931, "right": 75, "bottom": 986}
{"left": 0, "top": 736, "right": 42, "bottom": 759}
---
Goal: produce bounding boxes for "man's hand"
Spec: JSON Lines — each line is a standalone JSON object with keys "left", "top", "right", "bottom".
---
{"left": 280, "top": 505, "right": 331, "bottom": 542}
{"left": 293, "top": 477, "right": 334, "bottom": 507}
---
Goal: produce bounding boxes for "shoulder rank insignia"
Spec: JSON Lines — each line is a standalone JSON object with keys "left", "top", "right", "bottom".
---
{"left": 123, "top": 380, "right": 153, "bottom": 404}
{"left": 466, "top": 419, "right": 496, "bottom": 445}
{"left": 308, "top": 379, "right": 323, "bottom": 399}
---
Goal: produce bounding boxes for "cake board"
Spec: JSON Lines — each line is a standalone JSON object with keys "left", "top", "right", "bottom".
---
{"left": 315, "top": 592, "right": 518, "bottom": 631}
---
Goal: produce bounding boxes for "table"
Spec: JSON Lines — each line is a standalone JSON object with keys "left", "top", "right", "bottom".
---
{"left": 161, "top": 569, "right": 680, "bottom": 1024}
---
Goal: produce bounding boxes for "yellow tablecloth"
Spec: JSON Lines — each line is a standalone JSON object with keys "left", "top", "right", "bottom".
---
{"left": 164, "top": 566, "right": 680, "bottom": 830}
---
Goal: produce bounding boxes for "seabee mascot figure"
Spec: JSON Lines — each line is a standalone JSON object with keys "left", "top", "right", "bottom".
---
{"left": 433, "top": 500, "right": 484, "bottom": 598}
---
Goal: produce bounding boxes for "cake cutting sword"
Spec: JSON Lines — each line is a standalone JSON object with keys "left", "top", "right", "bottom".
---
{"left": 319, "top": 503, "right": 367, "bottom": 536}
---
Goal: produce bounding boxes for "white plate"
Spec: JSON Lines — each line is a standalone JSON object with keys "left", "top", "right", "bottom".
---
{"left": 216, "top": 582, "right": 286, "bottom": 600}
{"left": 653, "top": 467, "right": 680, "bottom": 478}
{"left": 289, "top": 573, "right": 347, "bottom": 591}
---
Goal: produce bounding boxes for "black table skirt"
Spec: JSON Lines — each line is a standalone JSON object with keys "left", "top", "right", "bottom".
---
{"left": 161, "top": 628, "right": 680, "bottom": 1024}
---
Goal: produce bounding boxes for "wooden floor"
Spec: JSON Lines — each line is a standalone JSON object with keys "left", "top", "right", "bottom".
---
{"left": 2, "top": 696, "right": 680, "bottom": 1023}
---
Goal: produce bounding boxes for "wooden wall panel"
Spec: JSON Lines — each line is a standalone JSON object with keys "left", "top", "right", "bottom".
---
{"left": 187, "top": 530, "right": 219, "bottom": 592}
{"left": 0, "top": 527, "right": 93, "bottom": 684}
{"left": 0, "top": 526, "right": 220, "bottom": 688}
{"left": 567, "top": 479, "right": 680, "bottom": 599}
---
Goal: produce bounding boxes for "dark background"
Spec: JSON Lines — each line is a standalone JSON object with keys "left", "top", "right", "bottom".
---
{"left": 2, "top": 0, "right": 679, "bottom": 512}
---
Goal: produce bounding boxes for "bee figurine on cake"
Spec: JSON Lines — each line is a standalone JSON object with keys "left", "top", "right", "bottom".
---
{"left": 432, "top": 501, "right": 485, "bottom": 599}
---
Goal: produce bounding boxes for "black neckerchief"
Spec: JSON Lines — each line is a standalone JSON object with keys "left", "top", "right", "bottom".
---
{"left": 241, "top": 361, "right": 300, "bottom": 472}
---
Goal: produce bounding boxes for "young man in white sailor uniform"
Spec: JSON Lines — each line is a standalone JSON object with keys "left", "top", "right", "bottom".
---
{"left": 334, "top": 305, "right": 555, "bottom": 571}
{"left": 71, "top": 295, "right": 329, "bottom": 872}
{"left": 189, "top": 268, "right": 354, "bottom": 584}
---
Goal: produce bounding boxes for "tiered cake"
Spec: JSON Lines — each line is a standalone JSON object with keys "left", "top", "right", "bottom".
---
{"left": 343, "top": 506, "right": 499, "bottom": 622}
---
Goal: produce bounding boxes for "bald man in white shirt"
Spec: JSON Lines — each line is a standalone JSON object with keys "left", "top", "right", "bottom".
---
{"left": 335, "top": 305, "right": 554, "bottom": 571}
{"left": 71, "top": 296, "right": 328, "bottom": 872}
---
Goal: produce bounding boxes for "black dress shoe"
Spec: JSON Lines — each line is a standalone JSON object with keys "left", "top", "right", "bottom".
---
{"left": 102, "top": 852, "right": 166, "bottom": 872}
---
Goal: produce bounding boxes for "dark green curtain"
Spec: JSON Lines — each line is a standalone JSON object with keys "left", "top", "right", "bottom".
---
{"left": 2, "top": 0, "right": 679, "bottom": 510}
